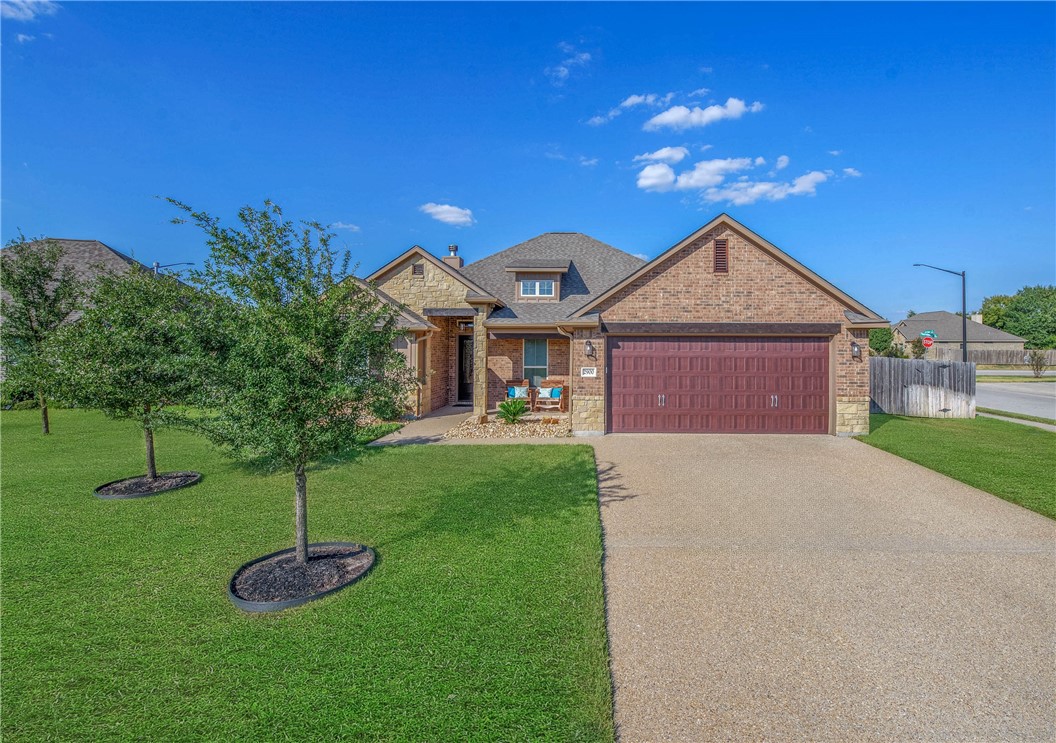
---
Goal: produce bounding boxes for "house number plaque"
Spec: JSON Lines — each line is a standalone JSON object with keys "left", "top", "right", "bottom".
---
{"left": 580, "top": 367, "right": 597, "bottom": 378}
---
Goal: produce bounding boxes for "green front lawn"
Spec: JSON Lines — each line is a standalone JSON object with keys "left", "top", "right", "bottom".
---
{"left": 1, "top": 411, "right": 613, "bottom": 742}
{"left": 862, "top": 414, "right": 1056, "bottom": 520}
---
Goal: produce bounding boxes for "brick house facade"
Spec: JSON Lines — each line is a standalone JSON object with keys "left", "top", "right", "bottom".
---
{"left": 367, "top": 215, "right": 885, "bottom": 435}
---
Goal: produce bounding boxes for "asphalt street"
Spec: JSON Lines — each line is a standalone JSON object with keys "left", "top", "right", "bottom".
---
{"left": 976, "top": 382, "right": 1056, "bottom": 418}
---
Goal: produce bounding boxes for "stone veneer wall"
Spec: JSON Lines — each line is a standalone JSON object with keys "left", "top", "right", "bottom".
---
{"left": 592, "top": 225, "right": 871, "bottom": 435}
{"left": 375, "top": 258, "right": 470, "bottom": 310}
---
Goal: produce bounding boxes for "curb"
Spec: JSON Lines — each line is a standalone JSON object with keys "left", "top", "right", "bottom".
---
{"left": 228, "top": 542, "right": 376, "bottom": 613}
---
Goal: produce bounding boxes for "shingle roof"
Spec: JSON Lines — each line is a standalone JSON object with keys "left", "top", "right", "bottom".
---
{"left": 894, "top": 311, "right": 1025, "bottom": 343}
{"left": 460, "top": 232, "right": 646, "bottom": 325}
{"left": 1, "top": 238, "right": 147, "bottom": 286}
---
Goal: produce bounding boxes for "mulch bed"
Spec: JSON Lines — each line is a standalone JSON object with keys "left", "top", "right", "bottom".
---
{"left": 231, "top": 544, "right": 374, "bottom": 603}
{"left": 95, "top": 471, "right": 201, "bottom": 497}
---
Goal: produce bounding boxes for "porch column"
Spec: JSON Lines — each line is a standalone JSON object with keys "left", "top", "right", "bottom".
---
{"left": 471, "top": 306, "right": 491, "bottom": 418}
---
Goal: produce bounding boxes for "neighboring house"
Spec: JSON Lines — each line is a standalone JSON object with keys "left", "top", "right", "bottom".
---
{"left": 0, "top": 238, "right": 153, "bottom": 319}
{"left": 892, "top": 311, "right": 1026, "bottom": 359}
{"left": 367, "top": 214, "right": 887, "bottom": 436}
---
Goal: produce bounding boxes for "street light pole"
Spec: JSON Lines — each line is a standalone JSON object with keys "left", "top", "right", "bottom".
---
{"left": 913, "top": 263, "right": 968, "bottom": 362}
{"left": 152, "top": 261, "right": 194, "bottom": 276}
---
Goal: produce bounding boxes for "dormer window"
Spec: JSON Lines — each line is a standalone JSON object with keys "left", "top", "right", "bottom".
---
{"left": 521, "top": 279, "right": 555, "bottom": 297}
{"left": 507, "top": 260, "right": 570, "bottom": 302}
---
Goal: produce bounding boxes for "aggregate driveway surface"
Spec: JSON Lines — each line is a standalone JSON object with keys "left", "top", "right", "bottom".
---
{"left": 592, "top": 434, "right": 1056, "bottom": 742}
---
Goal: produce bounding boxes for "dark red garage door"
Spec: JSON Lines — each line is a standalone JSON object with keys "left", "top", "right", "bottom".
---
{"left": 609, "top": 336, "right": 830, "bottom": 434}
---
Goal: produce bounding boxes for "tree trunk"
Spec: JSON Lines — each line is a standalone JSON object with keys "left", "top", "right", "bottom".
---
{"left": 295, "top": 464, "right": 308, "bottom": 564}
{"left": 39, "top": 391, "right": 50, "bottom": 435}
{"left": 144, "top": 405, "right": 157, "bottom": 479}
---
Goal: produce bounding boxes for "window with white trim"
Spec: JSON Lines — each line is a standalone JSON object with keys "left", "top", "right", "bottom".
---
{"left": 520, "top": 279, "right": 555, "bottom": 297}
{"left": 523, "top": 339, "right": 548, "bottom": 387}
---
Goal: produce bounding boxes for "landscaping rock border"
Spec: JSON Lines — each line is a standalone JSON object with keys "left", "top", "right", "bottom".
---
{"left": 228, "top": 542, "right": 376, "bottom": 613}
{"left": 93, "top": 471, "right": 202, "bottom": 500}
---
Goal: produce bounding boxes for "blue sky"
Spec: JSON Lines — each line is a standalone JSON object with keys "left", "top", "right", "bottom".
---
{"left": 3, "top": 1, "right": 1053, "bottom": 320}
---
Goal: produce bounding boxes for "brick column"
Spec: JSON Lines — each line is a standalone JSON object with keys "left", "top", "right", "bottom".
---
{"left": 570, "top": 328, "right": 605, "bottom": 435}
{"left": 472, "top": 308, "right": 490, "bottom": 418}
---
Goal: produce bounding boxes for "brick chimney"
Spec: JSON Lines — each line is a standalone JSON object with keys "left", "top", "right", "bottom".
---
{"left": 442, "top": 244, "right": 463, "bottom": 270}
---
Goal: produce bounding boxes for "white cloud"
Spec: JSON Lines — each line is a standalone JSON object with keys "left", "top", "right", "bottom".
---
{"left": 16, "top": 32, "right": 34, "bottom": 42}
{"left": 1, "top": 0, "right": 58, "bottom": 20}
{"left": 330, "top": 221, "right": 361, "bottom": 232}
{"left": 620, "top": 92, "right": 674, "bottom": 109}
{"left": 674, "top": 158, "right": 755, "bottom": 190}
{"left": 637, "top": 157, "right": 755, "bottom": 192}
{"left": 632, "top": 252, "right": 649, "bottom": 261}
{"left": 633, "top": 146, "right": 690, "bottom": 164}
{"left": 842, "top": 167, "right": 862, "bottom": 177}
{"left": 578, "top": 156, "right": 598, "bottom": 167}
{"left": 828, "top": 149, "right": 843, "bottom": 156}
{"left": 636, "top": 163, "right": 677, "bottom": 192}
{"left": 545, "top": 43, "right": 591, "bottom": 86}
{"left": 703, "top": 171, "right": 830, "bottom": 206}
{"left": 588, "top": 92, "right": 674, "bottom": 125}
{"left": 688, "top": 87, "right": 711, "bottom": 98}
{"left": 754, "top": 156, "right": 766, "bottom": 166}
{"left": 699, "top": 66, "right": 714, "bottom": 74}
{"left": 775, "top": 155, "right": 790, "bottom": 170}
{"left": 419, "top": 203, "right": 475, "bottom": 227}
{"left": 643, "top": 98, "right": 764, "bottom": 131}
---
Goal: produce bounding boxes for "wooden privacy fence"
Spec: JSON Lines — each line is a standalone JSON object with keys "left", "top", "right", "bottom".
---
{"left": 931, "top": 347, "right": 1056, "bottom": 366}
{"left": 870, "top": 357, "right": 976, "bottom": 418}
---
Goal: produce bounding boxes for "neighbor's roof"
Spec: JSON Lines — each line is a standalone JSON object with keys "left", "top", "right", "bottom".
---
{"left": 460, "top": 232, "right": 646, "bottom": 325}
{"left": 1, "top": 238, "right": 148, "bottom": 285}
{"left": 894, "top": 311, "right": 1025, "bottom": 343}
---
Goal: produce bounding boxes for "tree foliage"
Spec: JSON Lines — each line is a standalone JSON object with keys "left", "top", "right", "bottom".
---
{"left": 169, "top": 199, "right": 414, "bottom": 563}
{"left": 0, "top": 234, "right": 84, "bottom": 433}
{"left": 52, "top": 266, "right": 208, "bottom": 478}
{"left": 980, "top": 286, "right": 1056, "bottom": 349}
{"left": 910, "top": 336, "right": 927, "bottom": 359}
{"left": 981, "top": 294, "right": 1013, "bottom": 329}
{"left": 868, "top": 328, "right": 894, "bottom": 355}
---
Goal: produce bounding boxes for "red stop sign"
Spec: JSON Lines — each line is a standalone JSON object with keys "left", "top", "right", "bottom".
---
{"left": 922, "top": 337, "right": 934, "bottom": 348}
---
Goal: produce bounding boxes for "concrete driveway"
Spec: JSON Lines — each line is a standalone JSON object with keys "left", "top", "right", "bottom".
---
{"left": 592, "top": 434, "right": 1056, "bottom": 742}
{"left": 977, "top": 381, "right": 1056, "bottom": 419}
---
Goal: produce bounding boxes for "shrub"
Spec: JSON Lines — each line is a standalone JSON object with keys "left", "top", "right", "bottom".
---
{"left": 497, "top": 398, "right": 528, "bottom": 424}
{"left": 910, "top": 337, "right": 927, "bottom": 359}
{"left": 12, "top": 399, "right": 39, "bottom": 411}
{"left": 369, "top": 396, "right": 405, "bottom": 422}
{"left": 1028, "top": 349, "right": 1048, "bottom": 378}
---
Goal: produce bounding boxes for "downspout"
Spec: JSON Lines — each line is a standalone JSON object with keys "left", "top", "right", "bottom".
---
{"left": 415, "top": 328, "right": 435, "bottom": 418}
{"left": 556, "top": 325, "right": 576, "bottom": 419}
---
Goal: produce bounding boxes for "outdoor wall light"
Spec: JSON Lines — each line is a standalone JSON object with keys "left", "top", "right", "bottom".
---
{"left": 584, "top": 340, "right": 596, "bottom": 358}
{"left": 850, "top": 341, "right": 862, "bottom": 360}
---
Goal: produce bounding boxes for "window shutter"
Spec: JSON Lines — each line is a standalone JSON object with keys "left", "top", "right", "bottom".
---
{"left": 713, "top": 239, "right": 728, "bottom": 273}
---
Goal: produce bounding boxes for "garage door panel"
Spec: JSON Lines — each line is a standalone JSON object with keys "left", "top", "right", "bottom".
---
{"left": 609, "top": 336, "right": 829, "bottom": 434}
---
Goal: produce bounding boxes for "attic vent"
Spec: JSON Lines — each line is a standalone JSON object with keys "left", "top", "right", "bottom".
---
{"left": 412, "top": 263, "right": 424, "bottom": 276}
{"left": 713, "top": 239, "right": 728, "bottom": 273}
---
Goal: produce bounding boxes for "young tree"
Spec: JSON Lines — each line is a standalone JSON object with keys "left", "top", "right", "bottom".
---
{"left": 910, "top": 336, "right": 927, "bottom": 359}
{"left": 0, "top": 234, "right": 84, "bottom": 434}
{"left": 170, "top": 200, "right": 412, "bottom": 564}
{"left": 1027, "top": 349, "right": 1048, "bottom": 378}
{"left": 51, "top": 266, "right": 208, "bottom": 480}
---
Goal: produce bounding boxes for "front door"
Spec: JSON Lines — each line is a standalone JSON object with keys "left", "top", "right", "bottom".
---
{"left": 457, "top": 335, "right": 474, "bottom": 402}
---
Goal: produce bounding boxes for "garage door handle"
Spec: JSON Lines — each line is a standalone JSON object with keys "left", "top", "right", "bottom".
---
{"left": 771, "top": 394, "right": 778, "bottom": 408}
